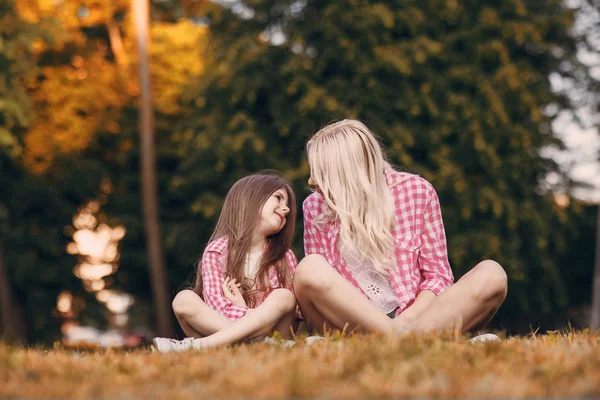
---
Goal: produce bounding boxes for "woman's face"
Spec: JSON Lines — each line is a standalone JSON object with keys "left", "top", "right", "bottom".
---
{"left": 308, "top": 176, "right": 322, "bottom": 194}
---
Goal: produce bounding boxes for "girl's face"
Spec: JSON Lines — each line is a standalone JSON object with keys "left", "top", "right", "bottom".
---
{"left": 257, "top": 188, "right": 290, "bottom": 237}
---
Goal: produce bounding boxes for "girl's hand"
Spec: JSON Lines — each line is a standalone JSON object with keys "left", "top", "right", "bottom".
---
{"left": 222, "top": 277, "right": 247, "bottom": 308}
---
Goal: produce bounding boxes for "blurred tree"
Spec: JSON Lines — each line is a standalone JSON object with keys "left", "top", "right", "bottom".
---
{"left": 0, "top": 0, "right": 41, "bottom": 342}
{"left": 0, "top": 0, "right": 39, "bottom": 157}
{"left": 0, "top": 0, "right": 208, "bottom": 341}
{"left": 170, "top": 0, "right": 596, "bottom": 331}
{"left": 131, "top": 0, "right": 174, "bottom": 338}
{"left": 79, "top": 19, "right": 209, "bottom": 335}
{"left": 16, "top": 0, "right": 207, "bottom": 172}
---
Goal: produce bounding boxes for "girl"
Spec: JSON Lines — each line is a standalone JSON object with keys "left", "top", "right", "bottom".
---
{"left": 294, "top": 119, "right": 507, "bottom": 340}
{"left": 153, "top": 174, "right": 299, "bottom": 352}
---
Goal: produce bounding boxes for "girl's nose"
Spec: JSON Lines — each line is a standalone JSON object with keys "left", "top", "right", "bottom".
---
{"left": 281, "top": 205, "right": 290, "bottom": 215}
{"left": 308, "top": 176, "right": 316, "bottom": 186}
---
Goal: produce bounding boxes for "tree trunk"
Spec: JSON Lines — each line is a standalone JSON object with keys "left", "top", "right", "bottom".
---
{"left": 0, "top": 241, "right": 27, "bottom": 343}
{"left": 590, "top": 206, "right": 600, "bottom": 329}
{"left": 132, "top": 0, "right": 175, "bottom": 338}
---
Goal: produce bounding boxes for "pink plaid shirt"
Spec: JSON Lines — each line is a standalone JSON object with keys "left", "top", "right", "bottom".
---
{"left": 303, "top": 169, "right": 454, "bottom": 314}
{"left": 201, "top": 236, "right": 299, "bottom": 320}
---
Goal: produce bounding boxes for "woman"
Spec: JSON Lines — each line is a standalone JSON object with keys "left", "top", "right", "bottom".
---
{"left": 294, "top": 119, "right": 507, "bottom": 339}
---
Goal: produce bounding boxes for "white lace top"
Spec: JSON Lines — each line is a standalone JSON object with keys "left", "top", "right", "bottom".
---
{"left": 244, "top": 250, "right": 262, "bottom": 280}
{"left": 341, "top": 248, "right": 399, "bottom": 314}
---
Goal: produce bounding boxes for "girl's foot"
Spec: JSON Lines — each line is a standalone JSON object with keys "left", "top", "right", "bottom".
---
{"left": 305, "top": 335, "right": 325, "bottom": 345}
{"left": 152, "top": 337, "right": 203, "bottom": 353}
{"left": 263, "top": 336, "right": 296, "bottom": 348}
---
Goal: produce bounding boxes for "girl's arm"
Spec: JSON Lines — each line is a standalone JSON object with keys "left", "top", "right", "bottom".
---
{"left": 202, "top": 251, "right": 249, "bottom": 320}
{"left": 417, "top": 184, "right": 454, "bottom": 295}
{"left": 284, "top": 249, "right": 303, "bottom": 320}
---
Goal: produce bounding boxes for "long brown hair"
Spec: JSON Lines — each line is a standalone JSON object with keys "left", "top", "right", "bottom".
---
{"left": 193, "top": 173, "right": 296, "bottom": 307}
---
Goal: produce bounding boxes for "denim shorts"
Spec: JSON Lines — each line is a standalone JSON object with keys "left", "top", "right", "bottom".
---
{"left": 387, "top": 307, "right": 400, "bottom": 319}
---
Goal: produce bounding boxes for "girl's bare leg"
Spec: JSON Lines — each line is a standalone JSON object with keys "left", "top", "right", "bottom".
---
{"left": 197, "top": 288, "right": 297, "bottom": 347}
{"left": 293, "top": 254, "right": 394, "bottom": 334}
{"left": 172, "top": 290, "right": 232, "bottom": 337}
{"left": 271, "top": 308, "right": 297, "bottom": 339}
{"left": 398, "top": 260, "right": 508, "bottom": 334}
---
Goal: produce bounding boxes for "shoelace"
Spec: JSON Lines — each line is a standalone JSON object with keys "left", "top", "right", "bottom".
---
{"left": 168, "top": 337, "right": 194, "bottom": 351}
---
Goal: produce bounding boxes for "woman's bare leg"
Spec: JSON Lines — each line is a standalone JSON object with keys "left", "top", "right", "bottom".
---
{"left": 197, "top": 288, "right": 297, "bottom": 347}
{"left": 293, "top": 254, "right": 394, "bottom": 335}
{"left": 398, "top": 260, "right": 508, "bottom": 334}
{"left": 294, "top": 297, "right": 342, "bottom": 334}
{"left": 172, "top": 290, "right": 232, "bottom": 337}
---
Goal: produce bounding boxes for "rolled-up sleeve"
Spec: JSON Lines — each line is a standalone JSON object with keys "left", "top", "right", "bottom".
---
{"left": 303, "top": 196, "right": 327, "bottom": 258}
{"left": 418, "top": 185, "right": 454, "bottom": 295}
{"left": 201, "top": 251, "right": 248, "bottom": 320}
{"left": 283, "top": 249, "right": 303, "bottom": 319}
{"left": 286, "top": 249, "right": 299, "bottom": 277}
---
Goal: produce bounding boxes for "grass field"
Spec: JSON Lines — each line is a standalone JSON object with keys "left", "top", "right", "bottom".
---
{"left": 1, "top": 330, "right": 599, "bottom": 399}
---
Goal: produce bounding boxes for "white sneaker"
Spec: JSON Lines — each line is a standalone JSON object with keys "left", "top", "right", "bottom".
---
{"left": 263, "top": 336, "right": 296, "bottom": 348}
{"left": 468, "top": 333, "right": 500, "bottom": 343}
{"left": 305, "top": 335, "right": 325, "bottom": 345}
{"left": 152, "top": 337, "right": 199, "bottom": 353}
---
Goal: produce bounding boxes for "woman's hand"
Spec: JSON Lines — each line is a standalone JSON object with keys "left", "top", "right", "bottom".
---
{"left": 222, "top": 277, "right": 247, "bottom": 308}
{"left": 392, "top": 312, "right": 415, "bottom": 331}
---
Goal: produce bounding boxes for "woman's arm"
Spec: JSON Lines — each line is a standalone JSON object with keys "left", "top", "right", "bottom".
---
{"left": 303, "top": 196, "right": 328, "bottom": 258}
{"left": 395, "top": 289, "right": 436, "bottom": 327}
{"left": 394, "top": 183, "right": 453, "bottom": 328}
{"left": 417, "top": 184, "right": 454, "bottom": 295}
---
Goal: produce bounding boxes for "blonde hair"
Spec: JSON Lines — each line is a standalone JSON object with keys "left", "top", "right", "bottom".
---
{"left": 307, "top": 119, "right": 395, "bottom": 273}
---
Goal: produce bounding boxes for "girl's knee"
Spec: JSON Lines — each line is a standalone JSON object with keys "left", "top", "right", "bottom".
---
{"left": 172, "top": 289, "right": 199, "bottom": 317}
{"left": 270, "top": 288, "right": 297, "bottom": 312}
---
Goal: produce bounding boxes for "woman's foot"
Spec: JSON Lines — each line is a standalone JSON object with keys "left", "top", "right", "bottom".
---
{"left": 468, "top": 333, "right": 500, "bottom": 343}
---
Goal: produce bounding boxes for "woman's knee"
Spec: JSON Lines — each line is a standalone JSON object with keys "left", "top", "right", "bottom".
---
{"left": 293, "top": 254, "right": 333, "bottom": 294}
{"left": 172, "top": 289, "right": 200, "bottom": 317}
{"left": 473, "top": 260, "right": 508, "bottom": 302}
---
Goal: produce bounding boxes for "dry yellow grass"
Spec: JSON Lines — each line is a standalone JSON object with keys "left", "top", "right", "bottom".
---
{"left": 1, "top": 330, "right": 599, "bottom": 399}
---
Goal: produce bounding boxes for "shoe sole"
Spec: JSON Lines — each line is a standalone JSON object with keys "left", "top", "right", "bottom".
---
{"left": 152, "top": 338, "right": 164, "bottom": 353}
{"left": 468, "top": 334, "right": 500, "bottom": 343}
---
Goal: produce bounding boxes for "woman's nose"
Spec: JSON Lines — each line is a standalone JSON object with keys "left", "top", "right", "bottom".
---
{"left": 308, "top": 177, "right": 315, "bottom": 186}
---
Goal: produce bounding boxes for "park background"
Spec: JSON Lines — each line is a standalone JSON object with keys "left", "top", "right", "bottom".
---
{"left": 0, "top": 0, "right": 599, "bottom": 346}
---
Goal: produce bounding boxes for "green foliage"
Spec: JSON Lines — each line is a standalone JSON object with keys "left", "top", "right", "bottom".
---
{"left": 0, "top": 0, "right": 38, "bottom": 157}
{"left": 170, "top": 0, "right": 595, "bottom": 330}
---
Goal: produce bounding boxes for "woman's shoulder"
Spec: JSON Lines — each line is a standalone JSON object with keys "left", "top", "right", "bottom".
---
{"left": 302, "top": 192, "right": 324, "bottom": 211}
{"left": 385, "top": 169, "right": 436, "bottom": 197}
{"left": 204, "top": 236, "right": 228, "bottom": 255}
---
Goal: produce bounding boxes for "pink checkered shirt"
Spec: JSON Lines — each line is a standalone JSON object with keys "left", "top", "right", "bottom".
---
{"left": 201, "top": 236, "right": 299, "bottom": 320}
{"left": 303, "top": 169, "right": 454, "bottom": 315}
